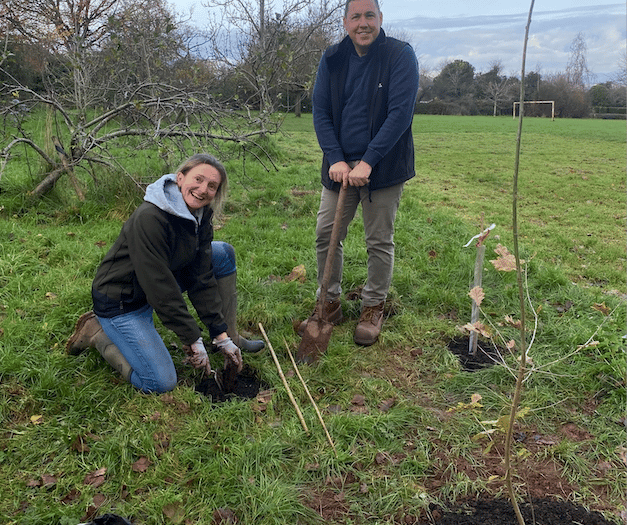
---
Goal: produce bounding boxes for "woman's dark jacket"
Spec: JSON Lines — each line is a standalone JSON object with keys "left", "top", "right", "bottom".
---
{"left": 92, "top": 174, "right": 227, "bottom": 345}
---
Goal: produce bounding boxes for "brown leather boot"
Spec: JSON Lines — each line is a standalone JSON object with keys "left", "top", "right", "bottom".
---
{"left": 66, "top": 311, "right": 132, "bottom": 382}
{"left": 297, "top": 300, "right": 343, "bottom": 336}
{"left": 353, "top": 301, "right": 385, "bottom": 346}
{"left": 66, "top": 311, "right": 103, "bottom": 355}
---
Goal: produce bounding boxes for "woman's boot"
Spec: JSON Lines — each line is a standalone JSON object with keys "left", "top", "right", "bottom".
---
{"left": 216, "top": 273, "right": 265, "bottom": 353}
{"left": 66, "top": 311, "right": 133, "bottom": 382}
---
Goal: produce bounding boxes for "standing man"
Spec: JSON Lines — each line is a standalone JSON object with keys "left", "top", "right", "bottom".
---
{"left": 301, "top": 0, "right": 419, "bottom": 346}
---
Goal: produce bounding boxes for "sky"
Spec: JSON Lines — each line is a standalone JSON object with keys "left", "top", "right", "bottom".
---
{"left": 170, "top": 0, "right": 626, "bottom": 82}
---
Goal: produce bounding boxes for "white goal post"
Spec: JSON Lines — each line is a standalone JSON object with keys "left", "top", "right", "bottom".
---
{"left": 513, "top": 100, "right": 555, "bottom": 120}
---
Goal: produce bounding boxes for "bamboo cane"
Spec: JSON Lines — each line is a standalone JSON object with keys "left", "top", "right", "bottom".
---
{"left": 284, "top": 339, "right": 337, "bottom": 456}
{"left": 258, "top": 324, "right": 309, "bottom": 433}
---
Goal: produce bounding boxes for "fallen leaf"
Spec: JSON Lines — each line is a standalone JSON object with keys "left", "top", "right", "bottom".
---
{"left": 61, "top": 488, "right": 81, "bottom": 504}
{"left": 213, "top": 507, "right": 238, "bottom": 524}
{"left": 378, "top": 398, "right": 396, "bottom": 412}
{"left": 45, "top": 292, "right": 57, "bottom": 299}
{"left": 163, "top": 502, "right": 185, "bottom": 523}
{"left": 30, "top": 415, "right": 43, "bottom": 425}
{"left": 71, "top": 435, "right": 91, "bottom": 453}
{"left": 132, "top": 457, "right": 151, "bottom": 473}
{"left": 41, "top": 474, "right": 57, "bottom": 487}
{"left": 351, "top": 394, "right": 366, "bottom": 406}
{"left": 84, "top": 467, "right": 106, "bottom": 487}
{"left": 92, "top": 493, "right": 106, "bottom": 508}
{"left": 592, "top": 302, "right": 610, "bottom": 316}
{"left": 374, "top": 452, "right": 388, "bottom": 465}
{"left": 468, "top": 286, "right": 484, "bottom": 306}
{"left": 284, "top": 264, "right": 306, "bottom": 283}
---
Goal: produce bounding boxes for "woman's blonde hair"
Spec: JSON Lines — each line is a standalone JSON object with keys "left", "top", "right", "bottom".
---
{"left": 176, "top": 153, "right": 228, "bottom": 216}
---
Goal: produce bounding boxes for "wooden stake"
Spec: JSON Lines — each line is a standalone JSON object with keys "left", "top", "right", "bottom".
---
{"left": 284, "top": 339, "right": 337, "bottom": 456}
{"left": 258, "top": 324, "right": 309, "bottom": 433}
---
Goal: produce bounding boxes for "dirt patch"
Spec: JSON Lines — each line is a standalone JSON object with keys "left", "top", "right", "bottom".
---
{"left": 428, "top": 499, "right": 618, "bottom": 525}
{"left": 195, "top": 364, "right": 265, "bottom": 402}
{"left": 447, "top": 336, "right": 504, "bottom": 371}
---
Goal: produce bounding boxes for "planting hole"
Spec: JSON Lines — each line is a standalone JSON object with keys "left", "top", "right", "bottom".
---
{"left": 195, "top": 364, "right": 267, "bottom": 402}
{"left": 448, "top": 336, "right": 503, "bottom": 371}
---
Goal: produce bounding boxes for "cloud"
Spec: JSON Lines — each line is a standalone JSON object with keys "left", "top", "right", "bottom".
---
{"left": 387, "top": 3, "right": 625, "bottom": 80}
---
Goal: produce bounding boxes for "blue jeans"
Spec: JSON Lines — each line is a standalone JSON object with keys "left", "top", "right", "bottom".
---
{"left": 96, "top": 241, "right": 236, "bottom": 393}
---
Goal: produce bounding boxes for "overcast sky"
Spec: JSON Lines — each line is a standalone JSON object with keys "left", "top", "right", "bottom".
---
{"left": 170, "top": 0, "right": 626, "bottom": 82}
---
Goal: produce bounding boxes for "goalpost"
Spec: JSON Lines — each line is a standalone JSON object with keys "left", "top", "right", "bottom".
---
{"left": 513, "top": 100, "right": 555, "bottom": 120}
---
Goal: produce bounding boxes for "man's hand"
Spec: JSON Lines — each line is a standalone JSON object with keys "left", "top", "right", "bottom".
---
{"left": 348, "top": 161, "right": 372, "bottom": 187}
{"left": 328, "top": 161, "right": 351, "bottom": 186}
{"left": 183, "top": 337, "right": 212, "bottom": 374}
{"left": 215, "top": 336, "right": 243, "bottom": 372}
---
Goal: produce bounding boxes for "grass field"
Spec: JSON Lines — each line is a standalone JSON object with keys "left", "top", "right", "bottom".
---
{"left": 0, "top": 114, "right": 625, "bottom": 524}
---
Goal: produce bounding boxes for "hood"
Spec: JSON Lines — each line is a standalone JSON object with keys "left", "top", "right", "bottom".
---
{"left": 144, "top": 173, "right": 203, "bottom": 223}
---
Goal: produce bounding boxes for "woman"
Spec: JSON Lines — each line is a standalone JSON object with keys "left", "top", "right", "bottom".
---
{"left": 66, "top": 153, "right": 264, "bottom": 393}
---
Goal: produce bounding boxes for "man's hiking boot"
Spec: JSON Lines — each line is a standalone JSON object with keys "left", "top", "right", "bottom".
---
{"left": 353, "top": 301, "right": 385, "bottom": 346}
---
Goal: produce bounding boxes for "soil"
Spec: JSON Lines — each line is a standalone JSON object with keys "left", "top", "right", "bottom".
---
{"left": 427, "top": 499, "right": 618, "bottom": 525}
{"left": 195, "top": 364, "right": 264, "bottom": 402}
{"left": 447, "top": 336, "right": 505, "bottom": 371}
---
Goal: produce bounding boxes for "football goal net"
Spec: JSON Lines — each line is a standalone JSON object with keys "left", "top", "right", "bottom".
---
{"left": 512, "top": 100, "right": 555, "bottom": 120}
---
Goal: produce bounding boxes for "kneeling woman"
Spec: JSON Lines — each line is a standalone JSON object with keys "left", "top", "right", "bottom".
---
{"left": 66, "top": 153, "right": 264, "bottom": 393}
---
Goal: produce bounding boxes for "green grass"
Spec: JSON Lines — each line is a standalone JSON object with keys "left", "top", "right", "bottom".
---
{"left": 0, "top": 114, "right": 625, "bottom": 524}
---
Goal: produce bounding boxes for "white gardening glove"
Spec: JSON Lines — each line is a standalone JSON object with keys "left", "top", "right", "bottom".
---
{"left": 215, "top": 336, "right": 243, "bottom": 373}
{"left": 183, "top": 337, "right": 212, "bottom": 374}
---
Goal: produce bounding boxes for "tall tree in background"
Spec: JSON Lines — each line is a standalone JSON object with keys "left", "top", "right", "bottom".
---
{"left": 477, "top": 61, "right": 516, "bottom": 116}
{"left": 566, "top": 32, "right": 592, "bottom": 88}
{"left": 203, "top": 0, "right": 342, "bottom": 114}
{"left": 433, "top": 60, "right": 475, "bottom": 100}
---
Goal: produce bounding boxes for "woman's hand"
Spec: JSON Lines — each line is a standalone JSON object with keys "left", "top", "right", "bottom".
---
{"left": 215, "top": 336, "right": 243, "bottom": 372}
{"left": 183, "top": 337, "right": 212, "bottom": 374}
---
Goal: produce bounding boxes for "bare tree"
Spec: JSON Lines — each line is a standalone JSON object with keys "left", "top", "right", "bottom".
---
{"left": 478, "top": 61, "right": 516, "bottom": 116}
{"left": 0, "top": 79, "right": 278, "bottom": 198}
{"left": 613, "top": 49, "right": 627, "bottom": 87}
{"left": 202, "top": 0, "right": 343, "bottom": 114}
{"left": 566, "top": 32, "right": 593, "bottom": 88}
{"left": 0, "top": 0, "right": 280, "bottom": 199}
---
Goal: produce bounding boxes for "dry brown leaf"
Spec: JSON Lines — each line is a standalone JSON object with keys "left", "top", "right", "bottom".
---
{"left": 468, "top": 286, "right": 485, "bottom": 306}
{"left": 378, "top": 398, "right": 396, "bottom": 412}
{"left": 92, "top": 493, "right": 106, "bottom": 508}
{"left": 489, "top": 243, "right": 521, "bottom": 272}
{"left": 163, "top": 502, "right": 185, "bottom": 523}
{"left": 132, "top": 456, "right": 151, "bottom": 473}
{"left": 84, "top": 467, "right": 106, "bottom": 487}
{"left": 71, "top": 435, "right": 91, "bottom": 453}
{"left": 213, "top": 507, "right": 238, "bottom": 524}
{"left": 504, "top": 315, "right": 522, "bottom": 329}
{"left": 41, "top": 474, "right": 57, "bottom": 487}
{"left": 284, "top": 264, "right": 306, "bottom": 283}
{"left": 462, "top": 321, "right": 492, "bottom": 338}
{"left": 592, "top": 302, "right": 610, "bottom": 315}
{"left": 351, "top": 394, "right": 366, "bottom": 406}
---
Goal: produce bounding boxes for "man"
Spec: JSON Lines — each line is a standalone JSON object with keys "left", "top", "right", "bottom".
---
{"left": 301, "top": 0, "right": 419, "bottom": 346}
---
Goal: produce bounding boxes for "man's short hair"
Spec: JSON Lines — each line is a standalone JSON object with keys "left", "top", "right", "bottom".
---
{"left": 344, "top": 0, "right": 381, "bottom": 17}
